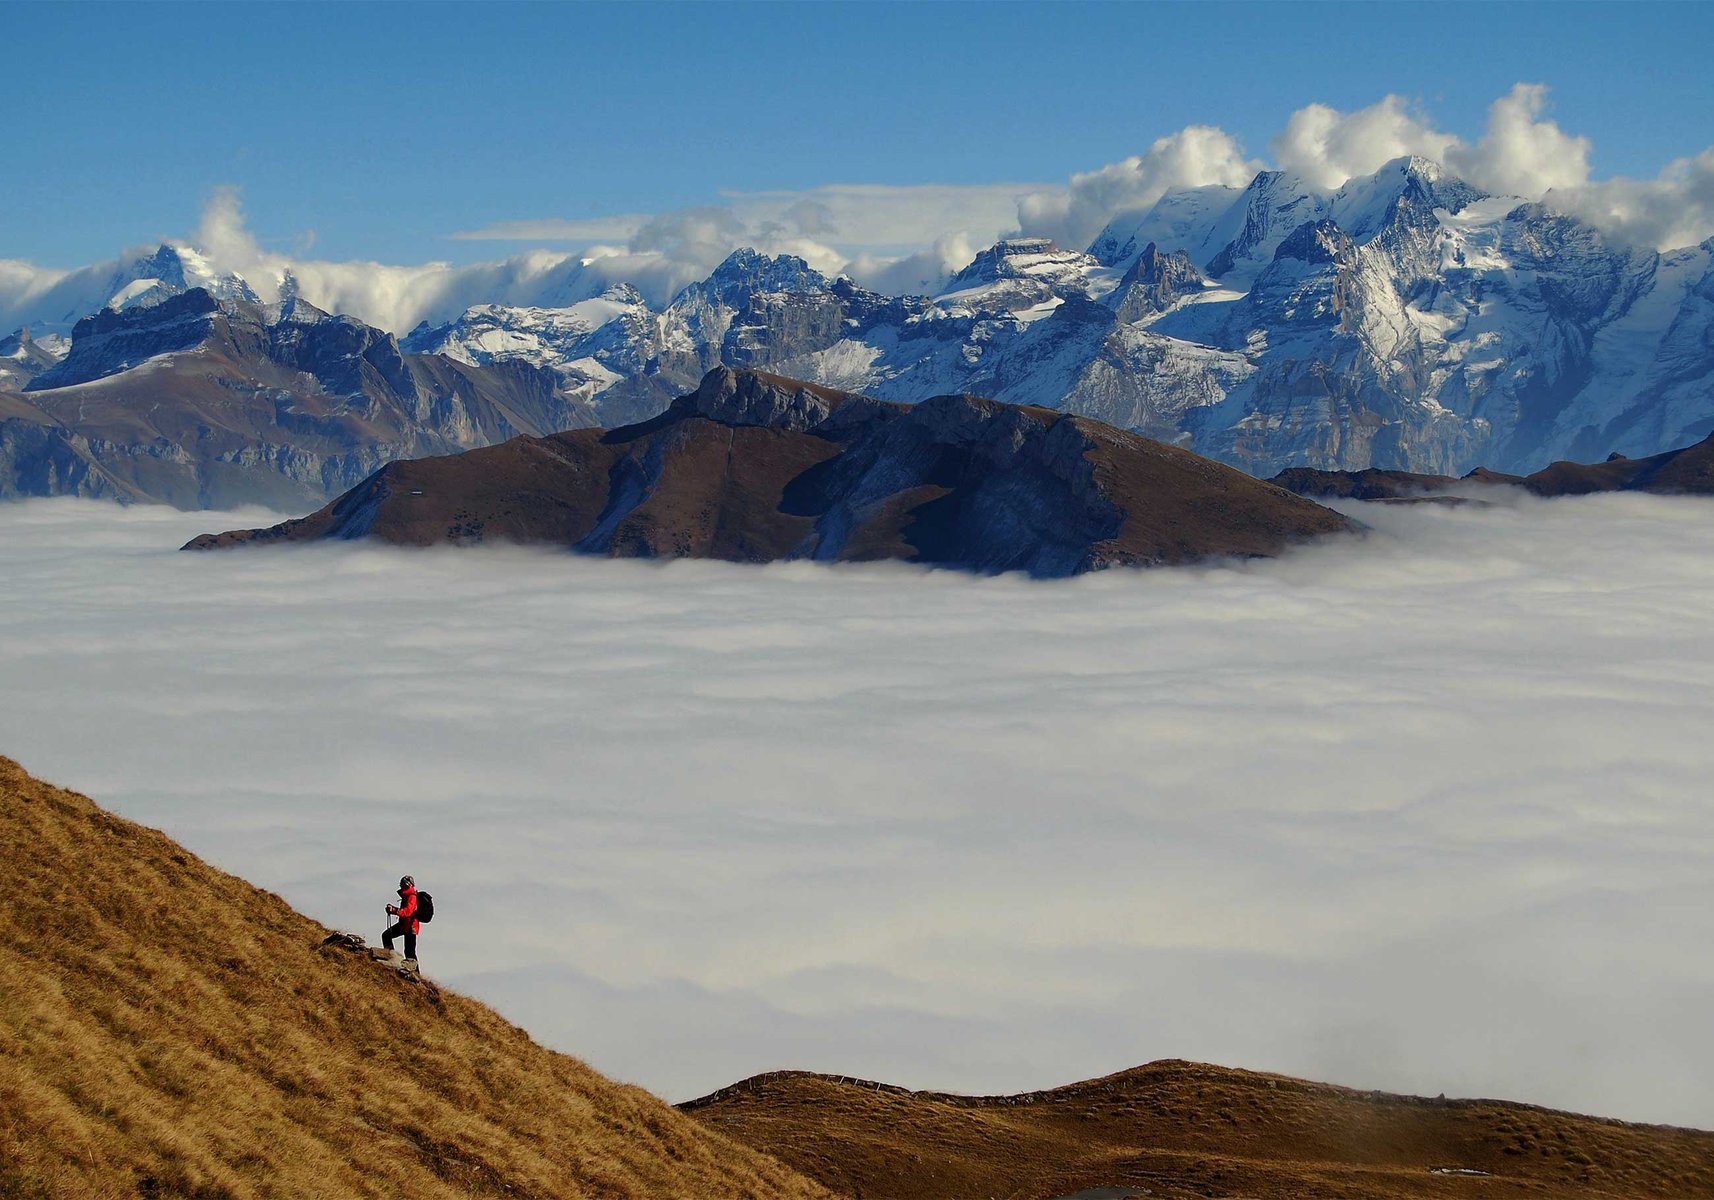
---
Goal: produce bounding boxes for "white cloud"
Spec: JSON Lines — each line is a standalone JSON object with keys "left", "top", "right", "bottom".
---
{"left": 1041, "top": 84, "right": 1713, "bottom": 253}
{"left": 1449, "top": 82, "right": 1593, "bottom": 198}
{"left": 456, "top": 183, "right": 1034, "bottom": 255}
{"left": 1015, "top": 125, "right": 1263, "bottom": 250}
{"left": 843, "top": 233, "right": 978, "bottom": 297}
{"left": 1548, "top": 148, "right": 1714, "bottom": 253}
{"left": 166, "top": 182, "right": 1038, "bottom": 327}
{"left": 445, "top": 182, "right": 1039, "bottom": 298}
{"left": 3, "top": 494, "right": 1714, "bottom": 1128}
{"left": 1272, "top": 94, "right": 1459, "bottom": 190}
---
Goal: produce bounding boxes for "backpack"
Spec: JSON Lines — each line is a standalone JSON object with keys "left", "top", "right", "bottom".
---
{"left": 415, "top": 891, "right": 435, "bottom": 924}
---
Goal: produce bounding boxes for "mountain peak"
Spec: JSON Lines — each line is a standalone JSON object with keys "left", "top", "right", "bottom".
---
{"left": 705, "top": 248, "right": 826, "bottom": 291}
{"left": 949, "top": 238, "right": 1068, "bottom": 284}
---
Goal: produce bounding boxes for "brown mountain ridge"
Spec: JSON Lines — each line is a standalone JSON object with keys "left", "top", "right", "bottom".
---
{"left": 186, "top": 367, "right": 1355, "bottom": 577}
{"left": 1271, "top": 428, "right": 1714, "bottom": 501}
{"left": 683, "top": 1066, "right": 1714, "bottom": 1200}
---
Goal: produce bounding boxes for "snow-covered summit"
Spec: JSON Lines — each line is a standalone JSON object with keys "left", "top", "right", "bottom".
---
{"left": 0, "top": 243, "right": 259, "bottom": 341}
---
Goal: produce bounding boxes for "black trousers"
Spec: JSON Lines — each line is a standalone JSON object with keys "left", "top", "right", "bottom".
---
{"left": 382, "top": 921, "right": 417, "bottom": 960}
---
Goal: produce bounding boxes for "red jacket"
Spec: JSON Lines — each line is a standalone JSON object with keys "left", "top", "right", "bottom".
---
{"left": 393, "top": 886, "right": 420, "bottom": 935}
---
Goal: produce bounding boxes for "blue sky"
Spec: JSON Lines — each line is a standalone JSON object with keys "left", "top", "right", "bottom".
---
{"left": 9, "top": 0, "right": 1714, "bottom": 268}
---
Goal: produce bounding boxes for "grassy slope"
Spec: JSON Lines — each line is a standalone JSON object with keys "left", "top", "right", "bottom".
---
{"left": 684, "top": 1064, "right": 1714, "bottom": 1200}
{"left": 0, "top": 756, "right": 830, "bottom": 1200}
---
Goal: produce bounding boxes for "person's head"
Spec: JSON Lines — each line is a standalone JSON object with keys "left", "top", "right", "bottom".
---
{"left": 399, "top": 875, "right": 415, "bottom": 891}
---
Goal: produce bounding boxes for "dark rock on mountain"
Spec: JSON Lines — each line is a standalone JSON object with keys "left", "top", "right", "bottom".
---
{"left": 29, "top": 289, "right": 231, "bottom": 391}
{"left": 1271, "top": 431, "right": 1714, "bottom": 499}
{"left": 0, "top": 289, "right": 597, "bottom": 509}
{"left": 1105, "top": 243, "right": 1204, "bottom": 322}
{"left": 1273, "top": 218, "right": 1356, "bottom": 267}
{"left": 187, "top": 367, "right": 1356, "bottom": 576}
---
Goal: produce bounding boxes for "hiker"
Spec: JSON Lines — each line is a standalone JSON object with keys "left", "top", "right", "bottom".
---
{"left": 383, "top": 874, "right": 421, "bottom": 965}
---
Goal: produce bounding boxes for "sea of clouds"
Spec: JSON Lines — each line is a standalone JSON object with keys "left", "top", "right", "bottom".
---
{"left": 2, "top": 495, "right": 1712, "bottom": 1128}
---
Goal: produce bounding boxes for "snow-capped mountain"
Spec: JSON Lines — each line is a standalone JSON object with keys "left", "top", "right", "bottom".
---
{"left": 10, "top": 155, "right": 1714, "bottom": 487}
{"left": 387, "top": 158, "right": 1714, "bottom": 476}
{"left": 403, "top": 285, "right": 654, "bottom": 406}
{"left": 2, "top": 243, "right": 261, "bottom": 343}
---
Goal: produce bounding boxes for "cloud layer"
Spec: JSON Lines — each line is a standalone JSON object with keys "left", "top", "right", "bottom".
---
{"left": 2, "top": 496, "right": 1713, "bottom": 1129}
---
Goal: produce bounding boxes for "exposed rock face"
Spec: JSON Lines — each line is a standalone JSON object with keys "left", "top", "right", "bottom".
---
{"left": 186, "top": 368, "right": 1355, "bottom": 577}
{"left": 0, "top": 289, "right": 597, "bottom": 509}
{"left": 1106, "top": 243, "right": 1205, "bottom": 323}
{"left": 1271, "top": 430, "right": 1714, "bottom": 499}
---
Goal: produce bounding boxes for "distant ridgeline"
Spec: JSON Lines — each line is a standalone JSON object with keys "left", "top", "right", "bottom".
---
{"left": 6, "top": 154, "right": 1714, "bottom": 509}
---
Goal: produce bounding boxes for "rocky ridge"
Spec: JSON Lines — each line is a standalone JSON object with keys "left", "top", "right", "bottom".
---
{"left": 185, "top": 366, "right": 1355, "bottom": 576}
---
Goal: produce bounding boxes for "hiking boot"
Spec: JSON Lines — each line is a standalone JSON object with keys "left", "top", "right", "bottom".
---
{"left": 402, "top": 958, "right": 419, "bottom": 973}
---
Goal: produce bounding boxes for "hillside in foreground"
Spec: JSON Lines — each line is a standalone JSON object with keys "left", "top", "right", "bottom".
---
{"left": 682, "top": 1066, "right": 1714, "bottom": 1200}
{"left": 10, "top": 749, "right": 1712, "bottom": 1200}
{"left": 0, "top": 755, "right": 827, "bottom": 1200}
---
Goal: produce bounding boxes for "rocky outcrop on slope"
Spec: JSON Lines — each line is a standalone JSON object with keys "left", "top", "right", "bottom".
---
{"left": 1105, "top": 243, "right": 1205, "bottom": 323}
{"left": 1, "top": 289, "right": 597, "bottom": 509}
{"left": 186, "top": 367, "right": 1355, "bottom": 576}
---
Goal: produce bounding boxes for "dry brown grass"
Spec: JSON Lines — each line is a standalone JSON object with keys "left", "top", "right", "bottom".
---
{"left": 684, "top": 1063, "right": 1714, "bottom": 1200}
{"left": 0, "top": 755, "right": 832, "bottom": 1200}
